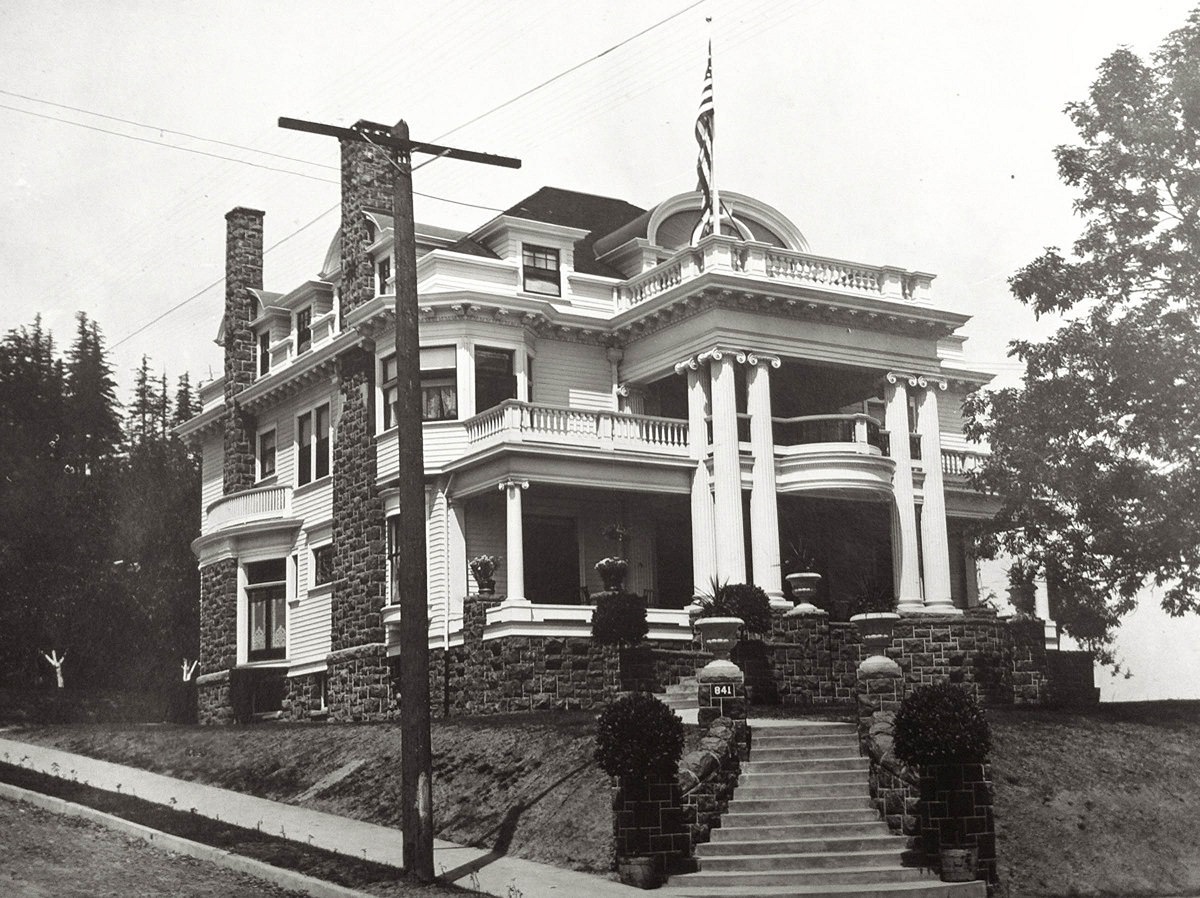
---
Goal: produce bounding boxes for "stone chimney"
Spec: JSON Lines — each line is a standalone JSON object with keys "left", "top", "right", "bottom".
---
{"left": 339, "top": 122, "right": 394, "bottom": 320}
{"left": 222, "top": 206, "right": 264, "bottom": 494}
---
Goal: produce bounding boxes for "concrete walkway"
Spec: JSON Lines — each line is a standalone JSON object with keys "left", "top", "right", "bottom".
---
{"left": 0, "top": 734, "right": 638, "bottom": 898}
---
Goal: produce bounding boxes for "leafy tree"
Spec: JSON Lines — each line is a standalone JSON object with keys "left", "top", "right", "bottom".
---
{"left": 965, "top": 10, "right": 1200, "bottom": 662}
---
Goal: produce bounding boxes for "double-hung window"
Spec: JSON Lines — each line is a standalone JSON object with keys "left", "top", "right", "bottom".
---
{"left": 296, "top": 307, "right": 312, "bottom": 354}
{"left": 381, "top": 347, "right": 458, "bottom": 430}
{"left": 246, "top": 559, "right": 286, "bottom": 661}
{"left": 297, "top": 402, "right": 331, "bottom": 485}
{"left": 258, "top": 331, "right": 271, "bottom": 377}
{"left": 522, "top": 245, "right": 560, "bottom": 296}
{"left": 312, "top": 544, "right": 334, "bottom": 587}
{"left": 377, "top": 257, "right": 391, "bottom": 295}
{"left": 474, "top": 347, "right": 516, "bottom": 414}
{"left": 257, "top": 428, "right": 276, "bottom": 480}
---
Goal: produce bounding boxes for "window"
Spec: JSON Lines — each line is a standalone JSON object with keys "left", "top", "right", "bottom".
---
{"left": 257, "top": 428, "right": 276, "bottom": 480}
{"left": 475, "top": 347, "right": 516, "bottom": 414}
{"left": 377, "top": 257, "right": 391, "bottom": 295}
{"left": 522, "top": 245, "right": 560, "bottom": 296}
{"left": 312, "top": 544, "right": 334, "bottom": 587}
{"left": 297, "top": 402, "right": 331, "bottom": 485}
{"left": 296, "top": 307, "right": 312, "bottom": 354}
{"left": 381, "top": 347, "right": 458, "bottom": 430}
{"left": 246, "top": 559, "right": 286, "bottom": 661}
{"left": 258, "top": 331, "right": 271, "bottom": 377}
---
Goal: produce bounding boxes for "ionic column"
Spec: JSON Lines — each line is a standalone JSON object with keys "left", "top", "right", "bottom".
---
{"left": 885, "top": 373, "right": 922, "bottom": 611}
{"left": 915, "top": 379, "right": 957, "bottom": 614}
{"left": 678, "top": 360, "right": 717, "bottom": 595}
{"left": 705, "top": 349, "right": 746, "bottom": 584}
{"left": 499, "top": 478, "right": 529, "bottom": 605}
{"left": 746, "top": 352, "right": 785, "bottom": 608}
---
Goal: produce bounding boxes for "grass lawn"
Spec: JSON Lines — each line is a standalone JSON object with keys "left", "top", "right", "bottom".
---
{"left": 5, "top": 702, "right": 1200, "bottom": 896}
{"left": 0, "top": 795, "right": 308, "bottom": 897}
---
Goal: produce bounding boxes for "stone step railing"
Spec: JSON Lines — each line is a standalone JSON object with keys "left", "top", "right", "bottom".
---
{"left": 204, "top": 484, "right": 292, "bottom": 532}
{"left": 464, "top": 400, "right": 689, "bottom": 455}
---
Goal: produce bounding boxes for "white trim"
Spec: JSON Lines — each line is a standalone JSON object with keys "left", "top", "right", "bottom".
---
{"left": 294, "top": 398, "right": 332, "bottom": 488}
{"left": 287, "top": 659, "right": 329, "bottom": 678}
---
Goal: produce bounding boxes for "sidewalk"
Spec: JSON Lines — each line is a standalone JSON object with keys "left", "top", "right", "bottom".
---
{"left": 0, "top": 734, "right": 638, "bottom": 898}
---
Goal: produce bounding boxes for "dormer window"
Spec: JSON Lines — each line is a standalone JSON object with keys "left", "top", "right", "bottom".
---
{"left": 296, "top": 307, "right": 312, "bottom": 354}
{"left": 522, "top": 245, "right": 560, "bottom": 297}
{"left": 377, "top": 257, "right": 391, "bottom": 295}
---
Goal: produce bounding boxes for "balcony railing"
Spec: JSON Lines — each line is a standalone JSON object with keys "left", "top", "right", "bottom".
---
{"left": 772, "top": 414, "right": 885, "bottom": 452}
{"left": 614, "top": 237, "right": 934, "bottom": 309}
{"left": 942, "top": 448, "right": 986, "bottom": 477}
{"left": 205, "top": 484, "right": 292, "bottom": 532}
{"left": 464, "top": 400, "right": 689, "bottom": 455}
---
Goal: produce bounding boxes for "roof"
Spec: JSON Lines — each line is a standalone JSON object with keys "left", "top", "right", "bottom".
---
{"left": 500, "top": 186, "right": 645, "bottom": 278}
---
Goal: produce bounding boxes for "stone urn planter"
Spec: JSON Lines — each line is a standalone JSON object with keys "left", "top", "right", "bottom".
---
{"left": 850, "top": 611, "right": 900, "bottom": 675}
{"left": 940, "top": 846, "right": 979, "bottom": 882}
{"left": 596, "top": 557, "right": 628, "bottom": 591}
{"left": 784, "top": 572, "right": 824, "bottom": 616}
{"left": 694, "top": 615, "right": 744, "bottom": 679}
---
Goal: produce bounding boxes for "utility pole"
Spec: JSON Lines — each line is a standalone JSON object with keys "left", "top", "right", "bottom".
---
{"left": 280, "top": 116, "right": 519, "bottom": 881}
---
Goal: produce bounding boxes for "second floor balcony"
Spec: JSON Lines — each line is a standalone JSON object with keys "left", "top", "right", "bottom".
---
{"left": 204, "top": 484, "right": 294, "bottom": 535}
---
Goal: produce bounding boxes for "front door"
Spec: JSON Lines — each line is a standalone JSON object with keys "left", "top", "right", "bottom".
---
{"left": 525, "top": 515, "right": 580, "bottom": 604}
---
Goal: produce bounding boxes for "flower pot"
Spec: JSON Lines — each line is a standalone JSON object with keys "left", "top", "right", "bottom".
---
{"left": 851, "top": 612, "right": 900, "bottom": 676}
{"left": 784, "top": 572, "right": 823, "bottom": 616}
{"left": 596, "top": 558, "right": 628, "bottom": 591}
{"left": 618, "top": 855, "right": 661, "bottom": 889}
{"left": 939, "top": 846, "right": 978, "bottom": 882}
{"left": 694, "top": 616, "right": 743, "bottom": 661}
{"left": 476, "top": 579, "right": 495, "bottom": 596}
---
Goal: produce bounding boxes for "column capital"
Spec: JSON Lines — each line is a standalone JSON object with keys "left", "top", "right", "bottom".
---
{"left": 745, "top": 351, "right": 781, "bottom": 369}
{"left": 497, "top": 478, "right": 529, "bottom": 492}
{"left": 697, "top": 346, "right": 747, "bottom": 366}
{"left": 885, "top": 371, "right": 919, "bottom": 387}
{"left": 915, "top": 374, "right": 948, "bottom": 391}
{"left": 673, "top": 356, "right": 699, "bottom": 375}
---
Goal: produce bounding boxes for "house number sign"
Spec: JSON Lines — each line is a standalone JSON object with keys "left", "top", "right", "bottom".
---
{"left": 711, "top": 684, "right": 736, "bottom": 697}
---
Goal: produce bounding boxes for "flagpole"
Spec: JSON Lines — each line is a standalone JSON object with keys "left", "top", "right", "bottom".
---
{"left": 707, "top": 15, "right": 718, "bottom": 241}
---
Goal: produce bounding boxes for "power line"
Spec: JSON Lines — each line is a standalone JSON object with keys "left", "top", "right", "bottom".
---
{"left": 0, "top": 87, "right": 338, "bottom": 171}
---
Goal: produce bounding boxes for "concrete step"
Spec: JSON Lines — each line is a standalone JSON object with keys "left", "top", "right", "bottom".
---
{"left": 659, "top": 879, "right": 987, "bottom": 897}
{"left": 727, "top": 796, "right": 871, "bottom": 813}
{"left": 698, "top": 834, "right": 903, "bottom": 857}
{"left": 668, "top": 864, "right": 929, "bottom": 887}
{"left": 721, "top": 808, "right": 882, "bottom": 828}
{"left": 752, "top": 724, "right": 856, "bottom": 739}
{"left": 742, "top": 758, "right": 868, "bottom": 774}
{"left": 748, "top": 746, "right": 863, "bottom": 761}
{"left": 734, "top": 783, "right": 868, "bottom": 801}
{"left": 698, "top": 849, "right": 902, "bottom": 872}
{"left": 739, "top": 771, "right": 869, "bottom": 789}
{"left": 712, "top": 821, "right": 892, "bottom": 842}
{"left": 753, "top": 738, "right": 859, "bottom": 751}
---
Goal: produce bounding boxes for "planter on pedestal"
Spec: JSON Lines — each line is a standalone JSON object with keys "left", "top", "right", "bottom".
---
{"left": 784, "top": 571, "right": 824, "bottom": 616}
{"left": 596, "top": 557, "right": 628, "bottom": 592}
{"left": 851, "top": 611, "right": 900, "bottom": 675}
{"left": 694, "top": 615, "right": 743, "bottom": 679}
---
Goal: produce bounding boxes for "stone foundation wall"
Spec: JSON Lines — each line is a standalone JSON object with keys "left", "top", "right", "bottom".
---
{"left": 327, "top": 643, "right": 393, "bottom": 721}
{"left": 614, "top": 776, "right": 692, "bottom": 876}
{"left": 198, "top": 560, "right": 237, "bottom": 675}
{"left": 918, "top": 762, "right": 998, "bottom": 886}
{"left": 1045, "top": 649, "right": 1100, "bottom": 706}
{"left": 196, "top": 670, "right": 233, "bottom": 725}
{"left": 283, "top": 671, "right": 327, "bottom": 721}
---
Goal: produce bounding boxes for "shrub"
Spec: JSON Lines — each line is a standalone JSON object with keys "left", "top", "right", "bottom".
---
{"left": 591, "top": 591, "right": 648, "bottom": 646}
{"left": 849, "top": 574, "right": 897, "bottom": 616}
{"left": 696, "top": 582, "right": 772, "bottom": 635}
{"left": 595, "top": 692, "right": 685, "bottom": 781}
{"left": 893, "top": 683, "right": 991, "bottom": 766}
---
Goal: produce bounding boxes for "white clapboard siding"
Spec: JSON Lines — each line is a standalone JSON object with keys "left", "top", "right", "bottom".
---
{"left": 201, "top": 435, "right": 223, "bottom": 524}
{"left": 289, "top": 587, "right": 332, "bottom": 666}
{"left": 465, "top": 497, "right": 507, "bottom": 597}
{"left": 426, "top": 487, "right": 448, "bottom": 634}
{"left": 424, "top": 423, "right": 468, "bottom": 469}
{"left": 292, "top": 478, "right": 332, "bottom": 525}
{"left": 531, "top": 339, "right": 612, "bottom": 409}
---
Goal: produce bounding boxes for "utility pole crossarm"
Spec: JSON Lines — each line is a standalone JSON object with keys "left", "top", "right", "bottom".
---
{"left": 278, "top": 117, "right": 521, "bottom": 169}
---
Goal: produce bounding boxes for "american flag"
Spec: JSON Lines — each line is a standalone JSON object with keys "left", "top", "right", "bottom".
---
{"left": 691, "top": 40, "right": 717, "bottom": 245}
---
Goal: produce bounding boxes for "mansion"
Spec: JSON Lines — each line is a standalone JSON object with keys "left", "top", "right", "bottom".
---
{"left": 179, "top": 125, "right": 1042, "bottom": 722}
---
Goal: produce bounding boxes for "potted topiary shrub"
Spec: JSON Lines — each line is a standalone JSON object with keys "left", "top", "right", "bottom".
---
{"left": 591, "top": 591, "right": 648, "bottom": 647}
{"left": 595, "top": 692, "right": 686, "bottom": 888}
{"left": 595, "top": 556, "right": 629, "bottom": 591}
{"left": 468, "top": 555, "right": 499, "bottom": 594}
{"left": 893, "top": 683, "right": 992, "bottom": 883}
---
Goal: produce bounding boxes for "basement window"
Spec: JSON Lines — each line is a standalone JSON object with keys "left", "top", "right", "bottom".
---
{"left": 522, "top": 244, "right": 560, "bottom": 296}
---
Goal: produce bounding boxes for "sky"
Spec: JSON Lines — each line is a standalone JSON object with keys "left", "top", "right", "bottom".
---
{"left": 1, "top": 0, "right": 1197, "bottom": 699}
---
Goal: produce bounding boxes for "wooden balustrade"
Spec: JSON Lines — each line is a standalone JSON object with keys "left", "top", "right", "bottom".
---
{"left": 464, "top": 400, "right": 688, "bottom": 453}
